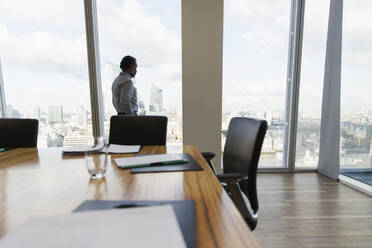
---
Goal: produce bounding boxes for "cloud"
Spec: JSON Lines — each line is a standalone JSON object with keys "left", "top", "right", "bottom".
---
{"left": 97, "top": 0, "right": 181, "bottom": 68}
{"left": 0, "top": 0, "right": 85, "bottom": 29}
{"left": 223, "top": 81, "right": 286, "bottom": 111}
{"left": 159, "top": 63, "right": 181, "bottom": 81}
{"left": 0, "top": 24, "right": 88, "bottom": 78}
{"left": 0, "top": 0, "right": 182, "bottom": 111}
{"left": 0, "top": 0, "right": 181, "bottom": 80}
{"left": 342, "top": 0, "right": 372, "bottom": 69}
{"left": 242, "top": 30, "right": 287, "bottom": 51}
{"left": 225, "top": 0, "right": 291, "bottom": 58}
{"left": 226, "top": 0, "right": 290, "bottom": 26}
{"left": 0, "top": 0, "right": 88, "bottom": 78}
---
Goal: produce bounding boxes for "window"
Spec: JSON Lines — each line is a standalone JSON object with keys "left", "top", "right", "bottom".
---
{"left": 0, "top": 0, "right": 91, "bottom": 147}
{"left": 340, "top": 0, "right": 372, "bottom": 169}
{"left": 295, "top": 0, "right": 330, "bottom": 168}
{"left": 96, "top": 0, "right": 182, "bottom": 150}
{"left": 223, "top": 0, "right": 292, "bottom": 168}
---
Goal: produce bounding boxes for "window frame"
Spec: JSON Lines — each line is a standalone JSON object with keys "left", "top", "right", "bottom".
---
{"left": 0, "top": 59, "right": 6, "bottom": 118}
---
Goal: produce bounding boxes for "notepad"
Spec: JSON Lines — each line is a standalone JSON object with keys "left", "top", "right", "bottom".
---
{"left": 0, "top": 205, "right": 186, "bottom": 248}
{"left": 74, "top": 200, "right": 196, "bottom": 248}
{"left": 105, "top": 144, "right": 141, "bottom": 154}
{"left": 62, "top": 144, "right": 104, "bottom": 155}
{"left": 62, "top": 144, "right": 140, "bottom": 155}
{"left": 114, "top": 154, "right": 188, "bottom": 169}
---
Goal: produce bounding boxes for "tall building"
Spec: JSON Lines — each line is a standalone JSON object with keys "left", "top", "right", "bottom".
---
{"left": 0, "top": 58, "right": 6, "bottom": 118}
{"left": 48, "top": 105, "right": 63, "bottom": 124}
{"left": 149, "top": 84, "right": 163, "bottom": 112}
{"left": 138, "top": 100, "right": 146, "bottom": 115}
{"left": 6, "top": 105, "right": 21, "bottom": 118}
{"left": 76, "top": 106, "right": 88, "bottom": 127}
{"left": 30, "top": 106, "right": 41, "bottom": 120}
{"left": 102, "top": 62, "right": 120, "bottom": 117}
{"left": 6, "top": 105, "right": 13, "bottom": 118}
{"left": 139, "top": 100, "right": 145, "bottom": 110}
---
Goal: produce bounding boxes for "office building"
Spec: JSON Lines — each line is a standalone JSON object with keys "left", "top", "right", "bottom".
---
{"left": 5, "top": 105, "right": 21, "bottom": 118}
{"left": 149, "top": 84, "right": 163, "bottom": 113}
{"left": 48, "top": 105, "right": 63, "bottom": 124}
{"left": 29, "top": 106, "right": 41, "bottom": 120}
{"left": 76, "top": 106, "right": 88, "bottom": 127}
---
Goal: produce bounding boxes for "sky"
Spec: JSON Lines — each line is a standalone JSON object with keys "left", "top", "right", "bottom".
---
{"left": 0, "top": 0, "right": 371, "bottom": 114}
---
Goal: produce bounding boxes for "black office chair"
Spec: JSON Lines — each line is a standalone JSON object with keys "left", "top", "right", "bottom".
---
{"left": 0, "top": 118, "right": 39, "bottom": 148}
{"left": 202, "top": 117, "right": 267, "bottom": 230}
{"left": 109, "top": 115, "right": 168, "bottom": 146}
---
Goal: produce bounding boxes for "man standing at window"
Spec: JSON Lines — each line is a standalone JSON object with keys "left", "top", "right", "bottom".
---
{"left": 112, "top": 55, "right": 138, "bottom": 116}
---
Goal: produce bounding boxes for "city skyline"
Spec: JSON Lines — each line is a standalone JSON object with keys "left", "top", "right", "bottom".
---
{"left": 5, "top": 102, "right": 372, "bottom": 169}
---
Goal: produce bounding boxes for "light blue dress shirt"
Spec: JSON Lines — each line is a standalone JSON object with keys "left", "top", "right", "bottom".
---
{"left": 112, "top": 72, "right": 138, "bottom": 115}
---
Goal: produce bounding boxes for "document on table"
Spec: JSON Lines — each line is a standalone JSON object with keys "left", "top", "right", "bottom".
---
{"left": 62, "top": 144, "right": 104, "bottom": 155}
{"left": 0, "top": 205, "right": 186, "bottom": 248}
{"left": 106, "top": 144, "right": 141, "bottom": 154}
{"left": 114, "top": 154, "right": 187, "bottom": 168}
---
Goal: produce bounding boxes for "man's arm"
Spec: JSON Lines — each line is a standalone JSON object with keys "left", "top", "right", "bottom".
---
{"left": 119, "top": 80, "right": 134, "bottom": 115}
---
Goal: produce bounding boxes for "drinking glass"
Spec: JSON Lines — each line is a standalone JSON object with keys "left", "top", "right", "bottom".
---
{"left": 85, "top": 142, "right": 108, "bottom": 179}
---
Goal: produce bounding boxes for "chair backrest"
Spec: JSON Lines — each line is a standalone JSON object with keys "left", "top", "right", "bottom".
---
{"left": 109, "top": 115, "right": 168, "bottom": 146}
{"left": 0, "top": 118, "right": 39, "bottom": 148}
{"left": 223, "top": 117, "right": 267, "bottom": 175}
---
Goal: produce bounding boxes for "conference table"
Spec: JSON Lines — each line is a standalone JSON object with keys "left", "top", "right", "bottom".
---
{"left": 0, "top": 145, "right": 260, "bottom": 247}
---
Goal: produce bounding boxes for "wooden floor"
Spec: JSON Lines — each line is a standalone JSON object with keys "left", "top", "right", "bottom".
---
{"left": 255, "top": 173, "right": 372, "bottom": 248}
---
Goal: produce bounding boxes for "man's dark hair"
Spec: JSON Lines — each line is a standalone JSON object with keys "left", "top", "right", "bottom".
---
{"left": 120, "top": 55, "right": 136, "bottom": 70}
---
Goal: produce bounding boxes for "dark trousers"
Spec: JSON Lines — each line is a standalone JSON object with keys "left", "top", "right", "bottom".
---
{"left": 118, "top": 112, "right": 137, "bottom": 116}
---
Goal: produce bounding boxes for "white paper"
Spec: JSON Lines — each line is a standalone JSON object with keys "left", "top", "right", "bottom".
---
{"left": 106, "top": 144, "right": 141, "bottom": 154}
{"left": 62, "top": 144, "right": 104, "bottom": 153}
{"left": 114, "top": 154, "right": 183, "bottom": 168}
{"left": 0, "top": 205, "right": 186, "bottom": 248}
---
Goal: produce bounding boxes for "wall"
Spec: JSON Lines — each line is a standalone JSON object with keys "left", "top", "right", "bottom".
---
{"left": 182, "top": 0, "right": 224, "bottom": 171}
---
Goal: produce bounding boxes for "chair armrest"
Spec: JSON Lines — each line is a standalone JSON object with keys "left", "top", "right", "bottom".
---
{"left": 201, "top": 152, "right": 217, "bottom": 174}
{"left": 201, "top": 152, "right": 216, "bottom": 161}
{"left": 217, "top": 173, "right": 247, "bottom": 183}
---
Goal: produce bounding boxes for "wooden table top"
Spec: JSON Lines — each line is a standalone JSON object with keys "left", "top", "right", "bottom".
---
{"left": 0, "top": 145, "right": 260, "bottom": 248}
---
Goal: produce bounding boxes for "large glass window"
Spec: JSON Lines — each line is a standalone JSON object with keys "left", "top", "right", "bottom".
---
{"left": 223, "top": 0, "right": 291, "bottom": 168}
{"left": 0, "top": 0, "right": 91, "bottom": 147}
{"left": 340, "top": 0, "right": 372, "bottom": 169}
{"left": 96, "top": 0, "right": 182, "bottom": 150}
{"left": 295, "top": 0, "right": 330, "bottom": 168}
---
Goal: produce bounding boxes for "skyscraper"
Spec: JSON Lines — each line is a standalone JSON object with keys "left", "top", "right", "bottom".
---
{"left": 138, "top": 100, "right": 146, "bottom": 115}
{"left": 102, "top": 62, "right": 120, "bottom": 117}
{"left": 76, "top": 106, "right": 88, "bottom": 127}
{"left": 6, "top": 105, "right": 13, "bottom": 118}
{"left": 30, "top": 106, "right": 41, "bottom": 120}
{"left": 0, "top": 58, "right": 6, "bottom": 118}
{"left": 149, "top": 84, "right": 163, "bottom": 112}
{"left": 48, "top": 105, "right": 63, "bottom": 124}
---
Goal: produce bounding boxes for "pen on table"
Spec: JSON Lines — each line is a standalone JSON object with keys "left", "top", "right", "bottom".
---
{"left": 114, "top": 204, "right": 139, "bottom": 209}
{"left": 114, "top": 203, "right": 165, "bottom": 209}
{"left": 149, "top": 159, "right": 188, "bottom": 166}
{"left": 118, "top": 159, "right": 189, "bottom": 169}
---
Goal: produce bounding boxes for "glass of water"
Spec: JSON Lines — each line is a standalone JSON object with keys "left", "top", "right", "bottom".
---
{"left": 85, "top": 141, "right": 108, "bottom": 179}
